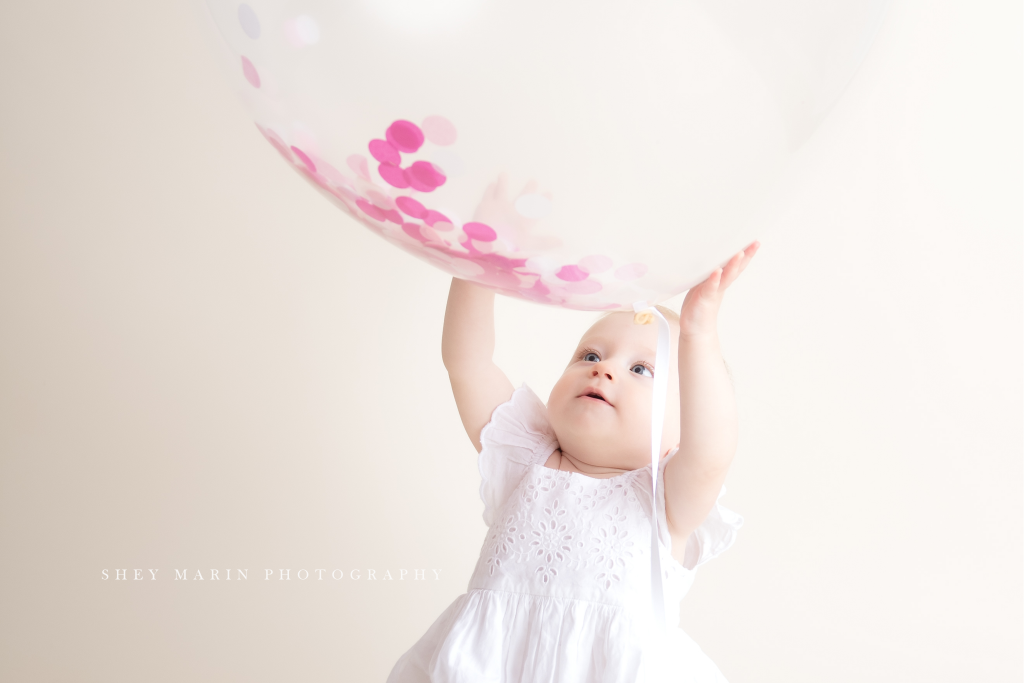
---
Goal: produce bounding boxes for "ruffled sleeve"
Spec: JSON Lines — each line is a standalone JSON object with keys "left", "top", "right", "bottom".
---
{"left": 477, "top": 384, "right": 559, "bottom": 528}
{"left": 656, "top": 449, "right": 744, "bottom": 571}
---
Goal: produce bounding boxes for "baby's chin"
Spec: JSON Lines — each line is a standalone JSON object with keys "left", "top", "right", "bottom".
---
{"left": 548, "top": 415, "right": 648, "bottom": 466}
{"left": 552, "top": 433, "right": 650, "bottom": 472}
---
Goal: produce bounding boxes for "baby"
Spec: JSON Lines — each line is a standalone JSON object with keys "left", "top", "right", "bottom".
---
{"left": 387, "top": 236, "right": 757, "bottom": 682}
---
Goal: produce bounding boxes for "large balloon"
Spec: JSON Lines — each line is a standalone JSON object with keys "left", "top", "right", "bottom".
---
{"left": 201, "top": 0, "right": 886, "bottom": 310}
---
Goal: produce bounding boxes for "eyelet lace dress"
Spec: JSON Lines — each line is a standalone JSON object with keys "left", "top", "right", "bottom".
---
{"left": 386, "top": 385, "right": 743, "bottom": 683}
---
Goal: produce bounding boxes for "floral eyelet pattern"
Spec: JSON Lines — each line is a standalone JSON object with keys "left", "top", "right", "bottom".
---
{"left": 480, "top": 465, "right": 655, "bottom": 594}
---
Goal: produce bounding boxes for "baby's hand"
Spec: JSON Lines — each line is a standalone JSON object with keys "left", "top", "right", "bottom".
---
{"left": 679, "top": 242, "right": 759, "bottom": 338}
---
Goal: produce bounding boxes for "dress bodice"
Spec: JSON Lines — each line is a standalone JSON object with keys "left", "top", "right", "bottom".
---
{"left": 386, "top": 385, "right": 744, "bottom": 683}
{"left": 470, "top": 461, "right": 691, "bottom": 621}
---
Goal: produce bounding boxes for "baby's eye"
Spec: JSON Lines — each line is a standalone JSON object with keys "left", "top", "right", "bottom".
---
{"left": 630, "top": 363, "right": 653, "bottom": 378}
{"left": 582, "top": 352, "right": 600, "bottom": 363}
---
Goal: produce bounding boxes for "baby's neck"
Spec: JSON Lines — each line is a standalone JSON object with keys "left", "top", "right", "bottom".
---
{"left": 543, "top": 449, "right": 634, "bottom": 479}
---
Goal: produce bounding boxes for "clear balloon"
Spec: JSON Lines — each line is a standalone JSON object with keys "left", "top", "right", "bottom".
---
{"left": 200, "top": 0, "right": 887, "bottom": 310}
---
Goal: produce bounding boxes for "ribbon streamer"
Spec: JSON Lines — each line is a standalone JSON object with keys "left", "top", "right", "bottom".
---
{"left": 632, "top": 300, "right": 671, "bottom": 633}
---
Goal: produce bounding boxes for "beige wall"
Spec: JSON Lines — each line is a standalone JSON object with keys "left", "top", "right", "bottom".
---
{"left": 0, "top": 0, "right": 1020, "bottom": 681}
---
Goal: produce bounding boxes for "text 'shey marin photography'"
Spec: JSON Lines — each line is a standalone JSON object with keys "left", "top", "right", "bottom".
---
{"left": 101, "top": 568, "right": 443, "bottom": 581}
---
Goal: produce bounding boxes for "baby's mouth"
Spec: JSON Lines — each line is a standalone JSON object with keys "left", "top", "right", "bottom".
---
{"left": 580, "top": 389, "right": 612, "bottom": 405}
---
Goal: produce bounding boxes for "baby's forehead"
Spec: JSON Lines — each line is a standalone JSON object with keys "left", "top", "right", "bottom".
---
{"left": 576, "top": 311, "right": 678, "bottom": 347}
{"left": 578, "top": 312, "right": 647, "bottom": 344}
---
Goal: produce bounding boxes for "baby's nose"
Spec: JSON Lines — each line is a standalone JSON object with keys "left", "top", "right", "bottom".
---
{"left": 591, "top": 367, "right": 614, "bottom": 381}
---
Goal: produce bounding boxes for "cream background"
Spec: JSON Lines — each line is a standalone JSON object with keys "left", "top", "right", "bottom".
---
{"left": 0, "top": 1, "right": 1020, "bottom": 681}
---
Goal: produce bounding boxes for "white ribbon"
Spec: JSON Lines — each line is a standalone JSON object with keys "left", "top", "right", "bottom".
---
{"left": 632, "top": 300, "right": 670, "bottom": 634}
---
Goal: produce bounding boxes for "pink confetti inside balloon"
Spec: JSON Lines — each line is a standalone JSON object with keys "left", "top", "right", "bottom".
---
{"left": 368, "top": 139, "right": 400, "bottom": 165}
{"left": 579, "top": 255, "right": 614, "bottom": 274}
{"left": 203, "top": 0, "right": 887, "bottom": 309}
{"left": 404, "top": 161, "right": 446, "bottom": 192}
{"left": 422, "top": 115, "right": 458, "bottom": 146}
{"left": 291, "top": 146, "right": 316, "bottom": 173}
{"left": 378, "top": 163, "right": 409, "bottom": 189}
{"left": 396, "top": 196, "right": 427, "bottom": 219}
{"left": 240, "top": 55, "right": 260, "bottom": 88}
{"left": 463, "top": 222, "right": 497, "bottom": 242}
{"left": 556, "top": 265, "right": 589, "bottom": 282}
{"left": 423, "top": 210, "right": 450, "bottom": 227}
{"left": 346, "top": 154, "right": 369, "bottom": 179}
{"left": 614, "top": 263, "right": 648, "bottom": 281}
{"left": 386, "top": 120, "right": 424, "bottom": 153}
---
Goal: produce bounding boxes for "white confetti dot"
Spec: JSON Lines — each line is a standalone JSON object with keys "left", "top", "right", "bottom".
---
{"left": 295, "top": 15, "right": 320, "bottom": 44}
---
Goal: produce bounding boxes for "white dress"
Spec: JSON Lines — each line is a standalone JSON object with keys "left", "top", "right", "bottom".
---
{"left": 386, "top": 385, "right": 743, "bottom": 683}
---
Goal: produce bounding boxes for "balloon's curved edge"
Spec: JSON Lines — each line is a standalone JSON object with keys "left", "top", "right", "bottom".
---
{"left": 199, "top": 0, "right": 887, "bottom": 313}
{"left": 804, "top": 0, "right": 894, "bottom": 140}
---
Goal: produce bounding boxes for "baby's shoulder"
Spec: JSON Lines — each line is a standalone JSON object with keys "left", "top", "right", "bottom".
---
{"left": 481, "top": 384, "right": 557, "bottom": 455}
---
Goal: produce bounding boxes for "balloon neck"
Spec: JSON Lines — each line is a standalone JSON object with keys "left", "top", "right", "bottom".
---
{"left": 632, "top": 300, "right": 655, "bottom": 325}
{"left": 633, "top": 311, "right": 655, "bottom": 325}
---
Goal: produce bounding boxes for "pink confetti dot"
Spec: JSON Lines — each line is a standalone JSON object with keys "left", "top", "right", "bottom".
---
{"left": 256, "top": 124, "right": 291, "bottom": 161}
{"left": 463, "top": 222, "right": 496, "bottom": 242}
{"left": 451, "top": 259, "right": 485, "bottom": 277}
{"left": 386, "top": 120, "right": 424, "bottom": 153}
{"left": 379, "top": 162, "right": 410, "bottom": 189}
{"left": 404, "top": 161, "right": 446, "bottom": 192}
{"left": 566, "top": 280, "right": 603, "bottom": 295}
{"left": 241, "top": 56, "right": 260, "bottom": 88}
{"left": 421, "top": 115, "right": 457, "bottom": 146}
{"left": 290, "top": 146, "right": 316, "bottom": 173}
{"left": 366, "top": 190, "right": 395, "bottom": 210}
{"left": 423, "top": 210, "right": 450, "bottom": 226}
{"left": 479, "top": 270, "right": 520, "bottom": 289}
{"left": 522, "top": 288, "right": 552, "bottom": 302}
{"left": 402, "top": 223, "right": 427, "bottom": 242}
{"left": 470, "top": 239, "right": 495, "bottom": 253}
{"left": 368, "top": 139, "right": 400, "bottom": 165}
{"left": 347, "top": 155, "right": 369, "bottom": 179}
{"left": 556, "top": 265, "right": 589, "bottom": 282}
{"left": 356, "top": 199, "right": 387, "bottom": 222}
{"left": 418, "top": 225, "right": 441, "bottom": 243}
{"left": 515, "top": 271, "right": 541, "bottom": 287}
{"left": 579, "top": 255, "right": 613, "bottom": 274}
{"left": 384, "top": 209, "right": 403, "bottom": 224}
{"left": 312, "top": 157, "right": 348, "bottom": 186}
{"left": 614, "top": 263, "right": 647, "bottom": 281}
{"left": 396, "top": 196, "right": 427, "bottom": 218}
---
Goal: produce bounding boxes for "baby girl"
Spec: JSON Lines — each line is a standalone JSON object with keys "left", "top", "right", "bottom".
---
{"left": 386, "top": 211, "right": 757, "bottom": 681}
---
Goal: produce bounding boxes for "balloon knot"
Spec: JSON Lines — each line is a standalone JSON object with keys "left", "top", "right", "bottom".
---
{"left": 633, "top": 311, "right": 655, "bottom": 325}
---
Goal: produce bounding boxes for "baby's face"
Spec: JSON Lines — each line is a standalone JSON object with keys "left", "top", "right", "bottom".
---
{"left": 547, "top": 312, "right": 681, "bottom": 471}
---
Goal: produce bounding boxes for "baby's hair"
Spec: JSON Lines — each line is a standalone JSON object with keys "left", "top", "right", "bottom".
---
{"left": 596, "top": 305, "right": 679, "bottom": 326}
{"left": 589, "top": 306, "right": 735, "bottom": 387}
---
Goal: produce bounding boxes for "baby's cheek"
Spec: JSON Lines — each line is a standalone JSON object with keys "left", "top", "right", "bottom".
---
{"left": 547, "top": 376, "right": 577, "bottom": 413}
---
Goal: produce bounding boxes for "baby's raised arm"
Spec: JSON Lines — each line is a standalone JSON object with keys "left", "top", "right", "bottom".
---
{"left": 442, "top": 278, "right": 515, "bottom": 452}
{"left": 663, "top": 243, "right": 759, "bottom": 545}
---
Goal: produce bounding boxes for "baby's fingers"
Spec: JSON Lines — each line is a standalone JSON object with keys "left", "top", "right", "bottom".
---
{"left": 695, "top": 267, "right": 723, "bottom": 300}
{"left": 719, "top": 242, "right": 759, "bottom": 290}
{"left": 716, "top": 253, "right": 744, "bottom": 290}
